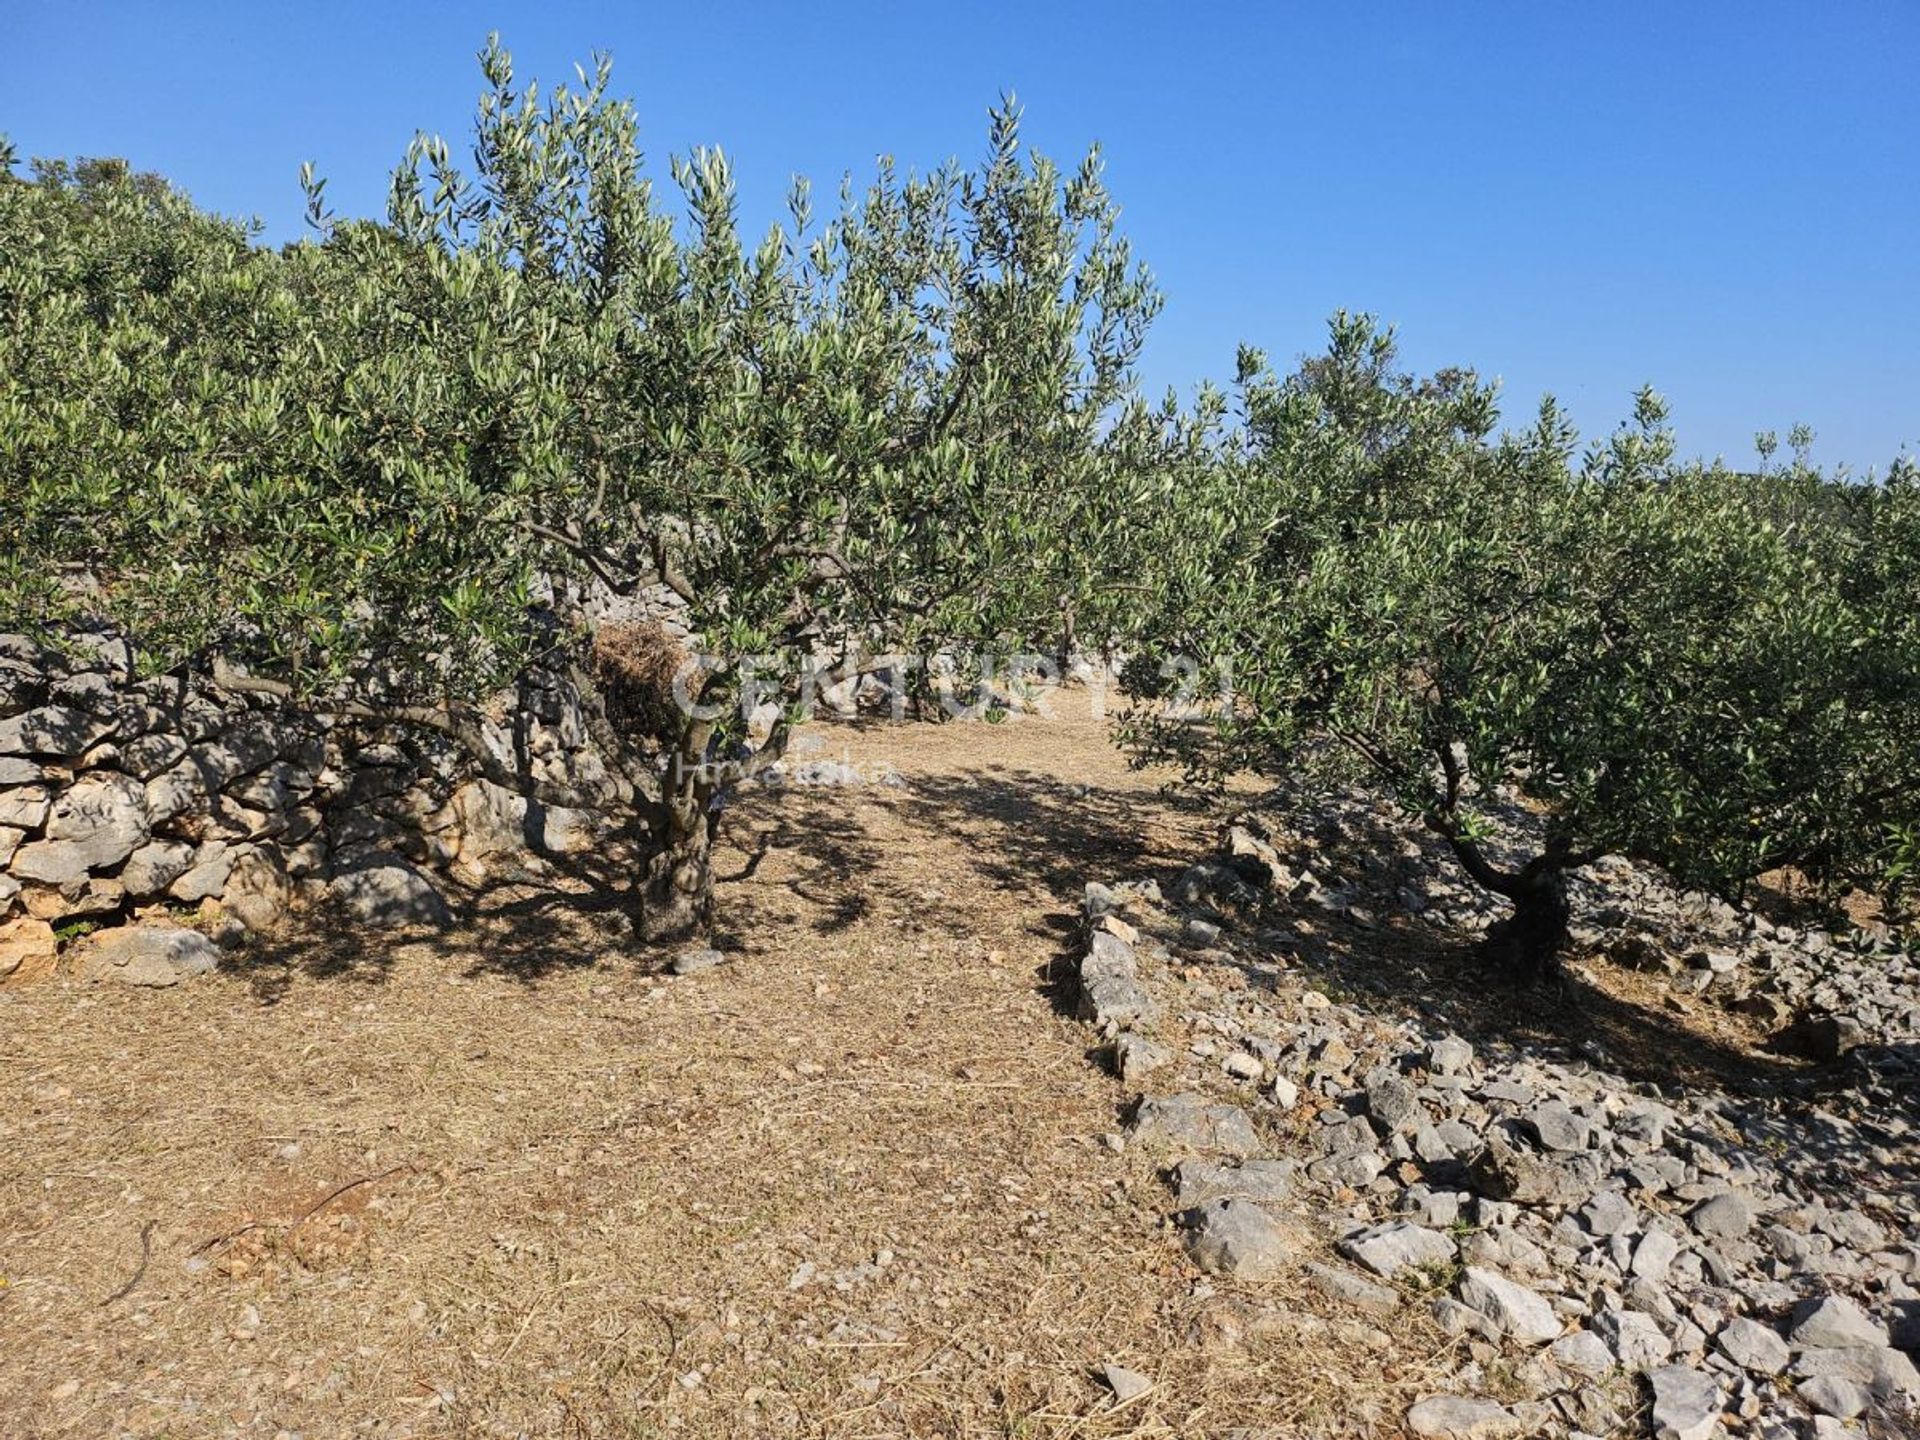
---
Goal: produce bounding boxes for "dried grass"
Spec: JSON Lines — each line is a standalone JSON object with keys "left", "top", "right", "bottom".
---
{"left": 2, "top": 706, "right": 1474, "bottom": 1437}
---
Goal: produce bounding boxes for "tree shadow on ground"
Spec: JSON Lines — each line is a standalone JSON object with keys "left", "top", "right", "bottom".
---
{"left": 889, "top": 760, "right": 1827, "bottom": 1102}
{"left": 1222, "top": 797, "right": 1813, "bottom": 1100}
{"left": 220, "top": 775, "right": 930, "bottom": 1002}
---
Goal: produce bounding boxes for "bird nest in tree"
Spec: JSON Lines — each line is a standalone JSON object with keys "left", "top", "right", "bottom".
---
{"left": 589, "top": 620, "right": 690, "bottom": 745}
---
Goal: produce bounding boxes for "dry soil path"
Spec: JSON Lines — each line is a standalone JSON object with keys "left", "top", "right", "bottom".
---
{"left": 0, "top": 707, "right": 1440, "bottom": 1439}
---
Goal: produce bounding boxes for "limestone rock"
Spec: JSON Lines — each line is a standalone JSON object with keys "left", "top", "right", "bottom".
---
{"left": 1469, "top": 1128, "right": 1587, "bottom": 1207}
{"left": 0, "top": 784, "right": 51, "bottom": 829}
{"left": 1523, "top": 1100, "right": 1591, "bottom": 1153}
{"left": 1790, "top": 1294, "right": 1887, "bottom": 1350}
{"left": 1180, "top": 1198, "right": 1294, "bottom": 1280}
{"left": 1689, "top": 1191, "right": 1755, "bottom": 1239}
{"left": 1099, "top": 1363, "right": 1151, "bottom": 1405}
{"left": 0, "top": 916, "right": 57, "bottom": 984}
{"left": 1595, "top": 1306, "right": 1675, "bottom": 1372}
{"left": 9, "top": 839, "right": 91, "bottom": 888}
{"left": 1077, "top": 930, "right": 1155, "bottom": 1032}
{"left": 1647, "top": 1364, "right": 1724, "bottom": 1440}
{"left": 1716, "top": 1316, "right": 1790, "bottom": 1375}
{"left": 43, "top": 772, "right": 149, "bottom": 869}
{"left": 0, "top": 705, "right": 113, "bottom": 759}
{"left": 1128, "top": 1093, "right": 1259, "bottom": 1157}
{"left": 1404, "top": 1396, "right": 1523, "bottom": 1439}
{"left": 1112, "top": 1031, "right": 1172, "bottom": 1084}
{"left": 1796, "top": 1374, "right": 1870, "bottom": 1420}
{"left": 77, "top": 925, "right": 220, "bottom": 987}
{"left": 326, "top": 854, "right": 452, "bottom": 928}
{"left": 118, "top": 839, "right": 196, "bottom": 899}
{"left": 668, "top": 947, "right": 725, "bottom": 976}
{"left": 224, "top": 850, "right": 291, "bottom": 932}
{"left": 1305, "top": 1261, "right": 1401, "bottom": 1317}
{"left": 1172, "top": 1158, "right": 1296, "bottom": 1207}
{"left": 168, "top": 842, "right": 237, "bottom": 903}
{"left": 1338, "top": 1220, "right": 1457, "bottom": 1278}
{"left": 1455, "top": 1267, "right": 1561, "bottom": 1346}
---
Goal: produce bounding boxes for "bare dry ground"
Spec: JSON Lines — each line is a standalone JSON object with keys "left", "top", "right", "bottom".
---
{"left": 2, "top": 705, "right": 1474, "bottom": 1439}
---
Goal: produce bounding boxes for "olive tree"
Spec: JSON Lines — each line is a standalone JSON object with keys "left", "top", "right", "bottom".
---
{"left": 1118, "top": 314, "right": 1920, "bottom": 974}
{"left": 0, "top": 38, "right": 1160, "bottom": 938}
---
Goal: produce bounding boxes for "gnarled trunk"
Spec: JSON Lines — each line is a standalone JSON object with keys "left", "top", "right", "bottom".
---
{"left": 635, "top": 801, "right": 715, "bottom": 943}
{"left": 1475, "top": 866, "right": 1571, "bottom": 981}
{"left": 1425, "top": 814, "right": 1581, "bottom": 981}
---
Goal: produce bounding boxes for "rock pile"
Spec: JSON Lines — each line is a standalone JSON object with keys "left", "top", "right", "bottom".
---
{"left": 1075, "top": 794, "right": 1918, "bottom": 1439}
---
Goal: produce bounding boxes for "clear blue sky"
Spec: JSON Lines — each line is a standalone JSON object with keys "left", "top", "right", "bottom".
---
{"left": 6, "top": 2, "right": 1915, "bottom": 470}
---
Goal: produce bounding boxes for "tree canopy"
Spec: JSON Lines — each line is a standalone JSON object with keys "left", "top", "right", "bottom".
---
{"left": 1116, "top": 315, "right": 1920, "bottom": 969}
{"left": 1, "top": 38, "right": 1161, "bottom": 937}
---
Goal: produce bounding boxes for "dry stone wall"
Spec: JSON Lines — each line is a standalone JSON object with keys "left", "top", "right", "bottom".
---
{"left": 0, "top": 622, "right": 626, "bottom": 983}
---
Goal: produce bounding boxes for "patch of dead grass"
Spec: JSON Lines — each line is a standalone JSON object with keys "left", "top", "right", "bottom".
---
{"left": 0, "top": 706, "right": 1520, "bottom": 1436}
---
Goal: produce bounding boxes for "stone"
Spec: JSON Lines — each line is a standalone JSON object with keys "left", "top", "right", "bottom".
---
{"left": 1112, "top": 1032, "right": 1172, "bottom": 1084}
{"left": 1338, "top": 1221, "right": 1457, "bottom": 1278}
{"left": 1364, "top": 1068, "right": 1422, "bottom": 1132}
{"left": 1580, "top": 1190, "right": 1640, "bottom": 1237}
{"left": 1790, "top": 1294, "right": 1887, "bottom": 1350}
{"left": 1427, "top": 1036, "right": 1474, "bottom": 1076}
{"left": 1524, "top": 1101, "right": 1592, "bottom": 1152}
{"left": 1182, "top": 917, "right": 1222, "bottom": 948}
{"left": 1632, "top": 1228, "right": 1682, "bottom": 1284}
{"left": 1400, "top": 1184, "right": 1463, "bottom": 1228}
{"left": 1099, "top": 1363, "right": 1151, "bottom": 1405}
{"left": 0, "top": 916, "right": 57, "bottom": 984}
{"left": 1224, "top": 824, "right": 1285, "bottom": 886}
{"left": 1715, "top": 1317, "right": 1790, "bottom": 1375}
{"left": 1128, "top": 1094, "right": 1260, "bottom": 1157}
{"left": 1404, "top": 1396, "right": 1523, "bottom": 1439}
{"left": 0, "top": 757, "right": 43, "bottom": 785}
{"left": 168, "top": 842, "right": 237, "bottom": 903}
{"left": 223, "top": 850, "right": 290, "bottom": 932}
{"left": 1549, "top": 1328, "right": 1614, "bottom": 1376}
{"left": 117, "top": 839, "right": 196, "bottom": 899}
{"left": 143, "top": 760, "right": 209, "bottom": 827}
{"left": 1796, "top": 1375, "right": 1870, "bottom": 1420}
{"left": 668, "top": 947, "right": 725, "bottom": 976}
{"left": 1222, "top": 1051, "right": 1262, "bottom": 1081}
{"left": 117, "top": 731, "right": 187, "bottom": 780}
{"left": 1077, "top": 931, "right": 1156, "bottom": 1032}
{"left": 1774, "top": 1013, "right": 1865, "bottom": 1063}
{"left": 0, "top": 705, "right": 112, "bottom": 759}
{"left": 41, "top": 772, "right": 148, "bottom": 869}
{"left": 1469, "top": 1129, "right": 1587, "bottom": 1206}
{"left": 1647, "top": 1364, "right": 1724, "bottom": 1440}
{"left": 1181, "top": 1198, "right": 1294, "bottom": 1280}
{"left": 1455, "top": 1267, "right": 1561, "bottom": 1346}
{"left": 0, "top": 784, "right": 51, "bottom": 829}
{"left": 1594, "top": 1306, "right": 1674, "bottom": 1372}
{"left": 1816, "top": 1208, "right": 1888, "bottom": 1253}
{"left": 1689, "top": 1192, "right": 1755, "bottom": 1240}
{"left": 77, "top": 925, "right": 220, "bottom": 987}
{"left": 1172, "top": 1158, "right": 1296, "bottom": 1207}
{"left": 8, "top": 839, "right": 90, "bottom": 888}
{"left": 326, "top": 854, "right": 452, "bottom": 927}
{"left": 1305, "top": 1262, "right": 1401, "bottom": 1317}
{"left": 1307, "top": 1147, "right": 1388, "bottom": 1188}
